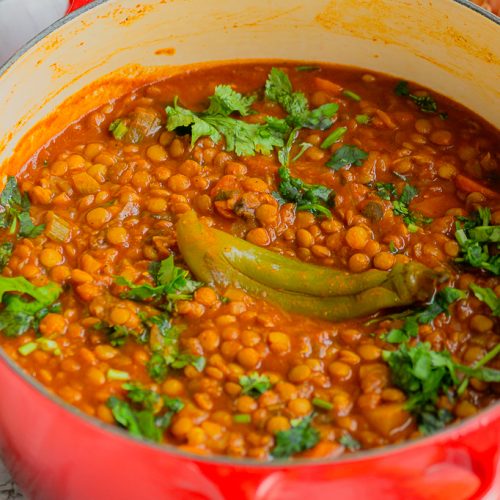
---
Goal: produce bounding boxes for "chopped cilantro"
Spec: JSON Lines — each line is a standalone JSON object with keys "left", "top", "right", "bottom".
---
{"left": 239, "top": 372, "right": 272, "bottom": 397}
{"left": 107, "top": 383, "right": 184, "bottom": 442}
{"left": 273, "top": 166, "right": 334, "bottom": 218}
{"left": 469, "top": 283, "right": 500, "bottom": 316}
{"left": 115, "top": 256, "right": 202, "bottom": 306}
{"left": 265, "top": 68, "right": 338, "bottom": 130}
{"left": 326, "top": 145, "right": 368, "bottom": 171}
{"left": 0, "top": 177, "right": 45, "bottom": 238}
{"left": 383, "top": 342, "right": 500, "bottom": 435}
{"left": 394, "top": 81, "right": 439, "bottom": 114}
{"left": 339, "top": 433, "right": 361, "bottom": 451}
{"left": 0, "top": 276, "right": 61, "bottom": 337}
{"left": 109, "top": 119, "right": 129, "bottom": 140}
{"left": 383, "top": 287, "right": 466, "bottom": 344}
{"left": 233, "top": 414, "right": 252, "bottom": 424}
{"left": 375, "top": 182, "right": 432, "bottom": 232}
{"left": 355, "top": 114, "right": 370, "bottom": 124}
{"left": 0, "top": 242, "right": 13, "bottom": 270}
{"left": 271, "top": 415, "right": 320, "bottom": 458}
{"left": 455, "top": 208, "right": 500, "bottom": 275}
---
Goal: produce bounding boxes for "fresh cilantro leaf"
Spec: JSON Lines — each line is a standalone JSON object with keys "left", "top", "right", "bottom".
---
{"left": 383, "top": 287, "right": 465, "bottom": 344}
{"left": 339, "top": 433, "right": 361, "bottom": 451}
{"left": 116, "top": 256, "right": 202, "bottom": 305}
{"left": 0, "top": 177, "right": 44, "bottom": 238}
{"left": 418, "top": 407, "right": 453, "bottom": 435}
{"left": 0, "top": 276, "right": 62, "bottom": 337}
{"left": 384, "top": 342, "right": 500, "bottom": 435}
{"left": 265, "top": 67, "right": 309, "bottom": 119}
{"left": 271, "top": 415, "right": 320, "bottom": 458}
{"left": 375, "top": 183, "right": 432, "bottom": 232}
{"left": 146, "top": 352, "right": 168, "bottom": 382}
{"left": 274, "top": 166, "right": 334, "bottom": 218}
{"left": 278, "top": 128, "right": 299, "bottom": 168}
{"left": 326, "top": 145, "right": 368, "bottom": 171}
{"left": 265, "top": 68, "right": 338, "bottom": 130}
{"left": 109, "top": 119, "right": 129, "bottom": 140}
{"left": 0, "top": 242, "right": 13, "bottom": 270}
{"left": 239, "top": 372, "right": 272, "bottom": 397}
{"left": 107, "top": 383, "right": 184, "bottom": 442}
{"left": 455, "top": 209, "right": 500, "bottom": 275}
{"left": 206, "top": 85, "right": 256, "bottom": 116}
{"left": 374, "top": 182, "right": 397, "bottom": 201}
{"left": 394, "top": 81, "right": 438, "bottom": 114}
{"left": 469, "top": 283, "right": 500, "bottom": 316}
{"left": 169, "top": 353, "right": 206, "bottom": 372}
{"left": 166, "top": 97, "right": 285, "bottom": 156}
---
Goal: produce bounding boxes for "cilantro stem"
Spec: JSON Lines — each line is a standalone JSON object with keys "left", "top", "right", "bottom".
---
{"left": 320, "top": 127, "right": 347, "bottom": 149}
{"left": 312, "top": 398, "right": 333, "bottom": 410}
{"left": 343, "top": 90, "right": 361, "bottom": 102}
{"left": 457, "top": 344, "right": 500, "bottom": 395}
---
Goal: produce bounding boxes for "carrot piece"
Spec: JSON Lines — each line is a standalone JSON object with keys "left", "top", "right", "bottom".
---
{"left": 455, "top": 174, "right": 499, "bottom": 199}
{"left": 314, "top": 77, "right": 343, "bottom": 95}
{"left": 375, "top": 109, "right": 397, "bottom": 129}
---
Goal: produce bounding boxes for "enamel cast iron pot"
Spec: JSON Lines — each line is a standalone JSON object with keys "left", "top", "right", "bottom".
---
{"left": 0, "top": 1, "right": 499, "bottom": 498}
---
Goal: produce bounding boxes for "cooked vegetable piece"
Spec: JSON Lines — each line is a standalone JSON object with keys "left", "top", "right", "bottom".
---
{"left": 45, "top": 213, "right": 71, "bottom": 243}
{"left": 320, "top": 126, "right": 348, "bottom": 149}
{"left": 0, "top": 177, "right": 44, "bottom": 238}
{"left": 176, "top": 211, "right": 443, "bottom": 322}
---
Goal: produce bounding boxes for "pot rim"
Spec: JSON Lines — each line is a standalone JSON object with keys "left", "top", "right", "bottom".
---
{"left": 0, "top": 0, "right": 498, "bottom": 470}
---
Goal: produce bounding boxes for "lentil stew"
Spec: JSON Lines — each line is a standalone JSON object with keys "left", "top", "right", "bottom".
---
{"left": 0, "top": 62, "right": 498, "bottom": 460}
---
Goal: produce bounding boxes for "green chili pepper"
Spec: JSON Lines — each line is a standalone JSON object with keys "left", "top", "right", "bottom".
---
{"left": 176, "top": 211, "right": 444, "bottom": 322}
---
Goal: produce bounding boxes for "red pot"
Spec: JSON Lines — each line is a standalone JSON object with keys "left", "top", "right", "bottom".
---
{"left": 0, "top": 1, "right": 499, "bottom": 498}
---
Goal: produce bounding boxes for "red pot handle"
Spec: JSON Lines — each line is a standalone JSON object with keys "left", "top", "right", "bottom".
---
{"left": 67, "top": 0, "right": 95, "bottom": 13}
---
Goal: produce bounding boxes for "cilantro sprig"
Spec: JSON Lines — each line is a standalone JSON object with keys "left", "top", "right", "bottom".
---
{"left": 166, "top": 86, "right": 284, "bottom": 156}
{"left": 0, "top": 242, "right": 13, "bottom": 270}
{"left": 115, "top": 256, "right": 202, "bottom": 307}
{"left": 107, "top": 383, "right": 184, "bottom": 442}
{"left": 0, "top": 177, "right": 45, "bottom": 238}
{"left": 455, "top": 208, "right": 499, "bottom": 275}
{"left": 0, "top": 276, "right": 62, "bottom": 337}
{"left": 384, "top": 342, "right": 500, "bottom": 435}
{"left": 271, "top": 415, "right": 320, "bottom": 458}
